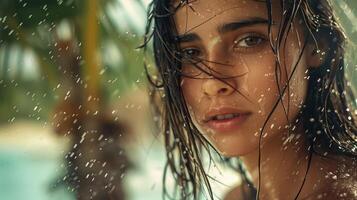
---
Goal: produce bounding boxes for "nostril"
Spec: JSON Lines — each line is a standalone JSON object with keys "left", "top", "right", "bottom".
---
{"left": 202, "top": 79, "right": 236, "bottom": 96}
{"left": 219, "top": 88, "right": 228, "bottom": 94}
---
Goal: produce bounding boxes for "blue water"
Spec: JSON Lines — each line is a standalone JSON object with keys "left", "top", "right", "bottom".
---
{"left": 0, "top": 149, "right": 74, "bottom": 200}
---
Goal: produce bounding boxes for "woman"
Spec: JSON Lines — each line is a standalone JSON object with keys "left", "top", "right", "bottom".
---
{"left": 143, "top": 0, "right": 357, "bottom": 199}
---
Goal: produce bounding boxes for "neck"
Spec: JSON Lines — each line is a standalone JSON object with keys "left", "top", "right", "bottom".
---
{"left": 240, "top": 125, "right": 312, "bottom": 199}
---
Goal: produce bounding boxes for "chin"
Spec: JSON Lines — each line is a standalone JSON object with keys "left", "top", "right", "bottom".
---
{"left": 212, "top": 136, "right": 260, "bottom": 157}
{"left": 194, "top": 122, "right": 261, "bottom": 157}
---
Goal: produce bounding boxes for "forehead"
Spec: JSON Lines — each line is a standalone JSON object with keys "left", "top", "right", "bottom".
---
{"left": 173, "top": 0, "right": 277, "bottom": 34}
{"left": 174, "top": 0, "right": 266, "bottom": 11}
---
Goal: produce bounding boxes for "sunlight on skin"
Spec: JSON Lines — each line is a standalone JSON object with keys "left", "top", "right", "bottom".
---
{"left": 172, "top": 0, "right": 353, "bottom": 199}
{"left": 175, "top": 0, "right": 309, "bottom": 157}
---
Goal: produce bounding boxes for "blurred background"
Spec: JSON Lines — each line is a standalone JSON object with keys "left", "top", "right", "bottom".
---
{"left": 0, "top": 0, "right": 356, "bottom": 200}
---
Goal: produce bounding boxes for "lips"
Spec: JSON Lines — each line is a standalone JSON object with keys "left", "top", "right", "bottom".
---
{"left": 203, "top": 107, "right": 251, "bottom": 132}
{"left": 209, "top": 113, "right": 241, "bottom": 121}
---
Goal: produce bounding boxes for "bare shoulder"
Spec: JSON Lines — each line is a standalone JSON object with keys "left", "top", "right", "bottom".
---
{"left": 303, "top": 180, "right": 357, "bottom": 200}
{"left": 329, "top": 161, "right": 357, "bottom": 200}
{"left": 223, "top": 183, "right": 256, "bottom": 200}
{"left": 305, "top": 156, "right": 357, "bottom": 200}
{"left": 331, "top": 156, "right": 357, "bottom": 199}
{"left": 224, "top": 185, "right": 243, "bottom": 200}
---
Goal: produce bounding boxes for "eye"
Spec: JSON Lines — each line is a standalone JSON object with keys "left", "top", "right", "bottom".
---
{"left": 180, "top": 48, "right": 202, "bottom": 62}
{"left": 179, "top": 47, "right": 203, "bottom": 77}
{"left": 234, "top": 34, "right": 266, "bottom": 49}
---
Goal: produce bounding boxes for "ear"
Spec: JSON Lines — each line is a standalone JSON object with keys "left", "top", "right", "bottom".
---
{"left": 305, "top": 38, "right": 328, "bottom": 68}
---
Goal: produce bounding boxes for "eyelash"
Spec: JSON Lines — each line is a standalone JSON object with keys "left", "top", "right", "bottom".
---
{"left": 233, "top": 33, "right": 267, "bottom": 52}
{"left": 180, "top": 48, "right": 202, "bottom": 63}
{"left": 179, "top": 33, "right": 267, "bottom": 61}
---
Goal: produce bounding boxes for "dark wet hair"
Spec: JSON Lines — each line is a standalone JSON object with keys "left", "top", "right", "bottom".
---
{"left": 142, "top": 0, "right": 357, "bottom": 199}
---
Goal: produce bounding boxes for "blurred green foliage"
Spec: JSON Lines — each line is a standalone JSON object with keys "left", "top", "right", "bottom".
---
{"left": 0, "top": 0, "right": 147, "bottom": 122}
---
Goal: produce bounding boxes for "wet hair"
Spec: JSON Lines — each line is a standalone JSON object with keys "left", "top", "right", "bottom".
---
{"left": 142, "top": 0, "right": 357, "bottom": 199}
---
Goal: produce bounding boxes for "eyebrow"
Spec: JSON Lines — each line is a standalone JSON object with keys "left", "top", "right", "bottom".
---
{"left": 175, "top": 33, "right": 200, "bottom": 43}
{"left": 175, "top": 17, "right": 269, "bottom": 43}
{"left": 219, "top": 17, "right": 268, "bottom": 33}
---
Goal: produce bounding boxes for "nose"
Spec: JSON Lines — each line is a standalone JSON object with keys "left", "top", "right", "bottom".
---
{"left": 202, "top": 77, "right": 236, "bottom": 97}
{"left": 202, "top": 38, "right": 237, "bottom": 96}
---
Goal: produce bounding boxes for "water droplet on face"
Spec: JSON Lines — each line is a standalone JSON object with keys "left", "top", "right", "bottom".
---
{"left": 262, "top": 132, "right": 268, "bottom": 138}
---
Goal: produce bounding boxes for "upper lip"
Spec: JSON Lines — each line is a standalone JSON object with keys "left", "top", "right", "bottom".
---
{"left": 203, "top": 107, "right": 252, "bottom": 123}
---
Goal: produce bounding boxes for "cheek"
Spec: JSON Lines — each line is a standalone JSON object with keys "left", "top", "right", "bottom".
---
{"left": 181, "top": 78, "right": 204, "bottom": 111}
{"left": 181, "top": 78, "right": 209, "bottom": 132}
{"left": 241, "top": 50, "right": 277, "bottom": 95}
{"left": 240, "top": 47, "right": 308, "bottom": 118}
{"left": 281, "top": 37, "right": 309, "bottom": 106}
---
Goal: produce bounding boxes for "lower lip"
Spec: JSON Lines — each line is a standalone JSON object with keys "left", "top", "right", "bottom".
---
{"left": 206, "top": 113, "right": 250, "bottom": 133}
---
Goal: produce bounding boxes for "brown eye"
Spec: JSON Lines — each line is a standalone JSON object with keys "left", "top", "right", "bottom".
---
{"left": 181, "top": 48, "right": 201, "bottom": 58}
{"left": 234, "top": 35, "right": 265, "bottom": 48}
{"left": 180, "top": 48, "right": 202, "bottom": 63}
{"left": 179, "top": 48, "right": 203, "bottom": 77}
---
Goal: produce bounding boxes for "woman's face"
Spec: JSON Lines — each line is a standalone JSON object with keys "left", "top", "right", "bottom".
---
{"left": 175, "top": 0, "right": 312, "bottom": 156}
